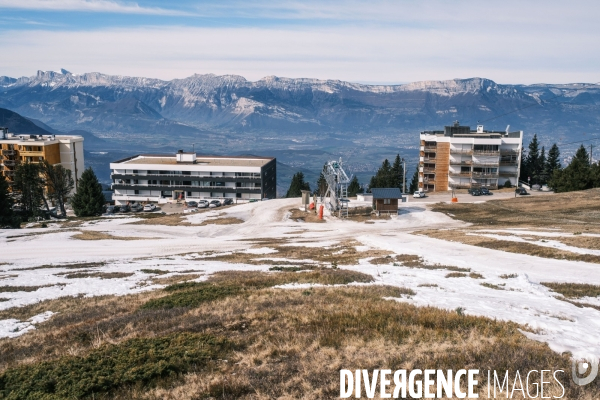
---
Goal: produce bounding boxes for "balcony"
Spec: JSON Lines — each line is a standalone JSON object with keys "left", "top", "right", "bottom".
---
{"left": 499, "top": 171, "right": 517, "bottom": 177}
{"left": 422, "top": 167, "right": 435, "bottom": 173}
{"left": 3, "top": 170, "right": 15, "bottom": 177}
{"left": 450, "top": 149, "right": 473, "bottom": 155}
{"left": 449, "top": 160, "right": 472, "bottom": 166}
{"left": 19, "top": 150, "right": 44, "bottom": 157}
{"left": 472, "top": 160, "right": 499, "bottom": 167}
{"left": 499, "top": 160, "right": 518, "bottom": 166}
{"left": 500, "top": 149, "right": 520, "bottom": 155}
{"left": 472, "top": 172, "right": 499, "bottom": 178}
{"left": 473, "top": 150, "right": 500, "bottom": 156}
{"left": 422, "top": 158, "right": 436, "bottom": 163}
{"left": 1, "top": 150, "right": 15, "bottom": 156}
{"left": 449, "top": 171, "right": 472, "bottom": 177}
{"left": 424, "top": 146, "right": 437, "bottom": 151}
{"left": 2, "top": 160, "right": 17, "bottom": 167}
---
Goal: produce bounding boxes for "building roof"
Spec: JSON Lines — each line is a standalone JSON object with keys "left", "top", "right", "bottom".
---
{"left": 112, "top": 154, "right": 274, "bottom": 168}
{"left": 371, "top": 188, "right": 403, "bottom": 199}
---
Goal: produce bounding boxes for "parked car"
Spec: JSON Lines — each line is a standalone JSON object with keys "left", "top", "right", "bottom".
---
{"left": 143, "top": 203, "right": 156, "bottom": 211}
{"left": 413, "top": 191, "right": 426, "bottom": 198}
{"left": 186, "top": 201, "right": 198, "bottom": 208}
{"left": 197, "top": 200, "right": 209, "bottom": 208}
{"left": 223, "top": 198, "right": 234, "bottom": 205}
{"left": 105, "top": 205, "right": 117, "bottom": 214}
{"left": 209, "top": 200, "right": 221, "bottom": 208}
{"left": 479, "top": 188, "right": 492, "bottom": 195}
{"left": 468, "top": 188, "right": 481, "bottom": 196}
{"left": 118, "top": 204, "right": 131, "bottom": 213}
{"left": 515, "top": 187, "right": 529, "bottom": 195}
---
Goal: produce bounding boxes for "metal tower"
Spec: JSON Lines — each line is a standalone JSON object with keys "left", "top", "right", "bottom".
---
{"left": 322, "top": 158, "right": 351, "bottom": 218}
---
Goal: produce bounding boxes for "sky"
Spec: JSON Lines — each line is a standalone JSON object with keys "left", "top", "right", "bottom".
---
{"left": 0, "top": 0, "right": 598, "bottom": 84}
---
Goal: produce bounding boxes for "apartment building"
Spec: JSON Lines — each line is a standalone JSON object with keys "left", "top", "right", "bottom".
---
{"left": 419, "top": 122, "right": 522, "bottom": 192}
{"left": 0, "top": 128, "right": 84, "bottom": 191}
{"left": 110, "top": 151, "right": 276, "bottom": 204}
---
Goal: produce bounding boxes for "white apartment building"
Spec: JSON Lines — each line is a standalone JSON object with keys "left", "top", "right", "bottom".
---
{"left": 419, "top": 122, "right": 522, "bottom": 192}
{"left": 110, "top": 151, "right": 276, "bottom": 204}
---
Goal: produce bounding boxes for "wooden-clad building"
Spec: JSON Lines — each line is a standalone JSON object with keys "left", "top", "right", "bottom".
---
{"left": 371, "top": 188, "right": 403, "bottom": 213}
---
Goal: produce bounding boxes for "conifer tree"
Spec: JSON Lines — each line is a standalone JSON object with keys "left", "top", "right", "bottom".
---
{"left": 549, "top": 145, "right": 591, "bottom": 193}
{"left": 391, "top": 154, "right": 405, "bottom": 192}
{"left": 369, "top": 158, "right": 394, "bottom": 190}
{"left": 0, "top": 174, "right": 19, "bottom": 228}
{"left": 42, "top": 161, "right": 74, "bottom": 217}
{"left": 525, "top": 134, "right": 541, "bottom": 184}
{"left": 545, "top": 143, "right": 562, "bottom": 178}
{"left": 285, "top": 172, "right": 310, "bottom": 198}
{"left": 13, "top": 162, "right": 44, "bottom": 220}
{"left": 71, "top": 167, "right": 105, "bottom": 217}
{"left": 315, "top": 169, "right": 327, "bottom": 197}
{"left": 347, "top": 175, "right": 363, "bottom": 197}
{"left": 409, "top": 166, "right": 419, "bottom": 193}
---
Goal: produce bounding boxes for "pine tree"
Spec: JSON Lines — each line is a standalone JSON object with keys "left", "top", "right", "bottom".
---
{"left": 0, "top": 174, "right": 19, "bottom": 228}
{"left": 545, "top": 143, "right": 561, "bottom": 179}
{"left": 409, "top": 166, "right": 419, "bottom": 193}
{"left": 347, "top": 176, "right": 363, "bottom": 197}
{"left": 538, "top": 146, "right": 546, "bottom": 183}
{"left": 391, "top": 154, "right": 405, "bottom": 192}
{"left": 525, "top": 134, "right": 541, "bottom": 184}
{"left": 71, "top": 167, "right": 105, "bottom": 217}
{"left": 285, "top": 172, "right": 310, "bottom": 198}
{"left": 549, "top": 145, "right": 591, "bottom": 193}
{"left": 315, "top": 170, "right": 327, "bottom": 197}
{"left": 369, "top": 158, "right": 394, "bottom": 190}
{"left": 13, "top": 162, "right": 45, "bottom": 220}
{"left": 42, "top": 161, "right": 74, "bottom": 217}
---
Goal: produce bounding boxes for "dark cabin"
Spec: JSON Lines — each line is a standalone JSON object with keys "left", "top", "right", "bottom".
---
{"left": 371, "top": 188, "right": 403, "bottom": 213}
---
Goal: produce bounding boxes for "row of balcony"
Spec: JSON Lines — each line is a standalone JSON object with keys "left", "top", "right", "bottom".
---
{"left": 111, "top": 173, "right": 261, "bottom": 180}
{"left": 1, "top": 150, "right": 16, "bottom": 156}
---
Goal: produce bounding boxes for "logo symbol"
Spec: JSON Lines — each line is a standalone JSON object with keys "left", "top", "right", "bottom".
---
{"left": 572, "top": 359, "right": 599, "bottom": 386}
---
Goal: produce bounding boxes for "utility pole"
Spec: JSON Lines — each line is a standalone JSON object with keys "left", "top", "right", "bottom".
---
{"left": 402, "top": 160, "right": 406, "bottom": 194}
{"left": 590, "top": 144, "right": 593, "bottom": 164}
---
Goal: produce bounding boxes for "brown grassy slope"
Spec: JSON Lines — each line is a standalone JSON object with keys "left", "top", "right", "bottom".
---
{"left": 431, "top": 188, "right": 600, "bottom": 232}
{"left": 0, "top": 270, "right": 597, "bottom": 399}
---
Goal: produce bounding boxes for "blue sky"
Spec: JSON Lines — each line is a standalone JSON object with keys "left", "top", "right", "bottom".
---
{"left": 0, "top": 1, "right": 598, "bottom": 84}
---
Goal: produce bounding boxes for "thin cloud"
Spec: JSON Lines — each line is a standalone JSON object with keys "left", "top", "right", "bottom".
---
{"left": 0, "top": 0, "right": 192, "bottom": 16}
{"left": 0, "top": 25, "right": 598, "bottom": 84}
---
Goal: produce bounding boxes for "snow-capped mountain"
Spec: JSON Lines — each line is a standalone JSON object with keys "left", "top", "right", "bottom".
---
{"left": 1, "top": 69, "right": 599, "bottom": 137}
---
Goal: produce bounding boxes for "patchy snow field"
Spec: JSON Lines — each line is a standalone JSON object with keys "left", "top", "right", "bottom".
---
{"left": 1, "top": 198, "right": 600, "bottom": 360}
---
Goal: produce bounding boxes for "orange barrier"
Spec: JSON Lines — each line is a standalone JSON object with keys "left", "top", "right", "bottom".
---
{"left": 451, "top": 197, "right": 458, "bottom": 203}
{"left": 318, "top": 205, "right": 324, "bottom": 220}
{"left": 309, "top": 202, "right": 315, "bottom": 210}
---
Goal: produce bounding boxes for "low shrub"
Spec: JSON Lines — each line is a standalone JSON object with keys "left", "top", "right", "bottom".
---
{"left": 0, "top": 333, "right": 231, "bottom": 399}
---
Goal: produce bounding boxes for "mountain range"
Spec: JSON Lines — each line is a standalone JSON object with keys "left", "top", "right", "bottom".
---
{"left": 1, "top": 70, "right": 599, "bottom": 139}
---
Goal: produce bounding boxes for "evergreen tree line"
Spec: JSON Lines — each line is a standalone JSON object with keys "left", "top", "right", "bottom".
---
{"left": 519, "top": 134, "right": 562, "bottom": 186}
{"left": 520, "top": 134, "right": 600, "bottom": 193}
{"left": 0, "top": 163, "right": 105, "bottom": 228}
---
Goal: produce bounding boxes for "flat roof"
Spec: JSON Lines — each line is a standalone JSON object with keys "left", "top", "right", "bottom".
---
{"left": 113, "top": 154, "right": 274, "bottom": 168}
{"left": 0, "top": 134, "right": 84, "bottom": 144}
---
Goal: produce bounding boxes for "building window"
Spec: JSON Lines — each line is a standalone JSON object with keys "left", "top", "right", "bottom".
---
{"left": 187, "top": 191, "right": 192, "bottom": 196}
{"left": 384, "top": 199, "right": 391, "bottom": 205}
{"left": 134, "top": 190, "right": 139, "bottom": 195}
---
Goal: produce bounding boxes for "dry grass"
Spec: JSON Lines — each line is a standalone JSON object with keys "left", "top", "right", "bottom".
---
{"left": 417, "top": 283, "right": 438, "bottom": 287}
{"left": 199, "top": 240, "right": 391, "bottom": 266}
{"left": 500, "top": 273, "right": 519, "bottom": 279}
{"left": 431, "top": 188, "right": 600, "bottom": 232}
{"left": 198, "top": 217, "right": 244, "bottom": 226}
{"left": 445, "top": 272, "right": 467, "bottom": 278}
{"left": 422, "top": 189, "right": 600, "bottom": 263}
{"left": 420, "top": 229, "right": 600, "bottom": 264}
{"left": 481, "top": 282, "right": 506, "bottom": 290}
{"left": 541, "top": 282, "right": 600, "bottom": 299}
{"left": 71, "top": 230, "right": 153, "bottom": 241}
{"left": 127, "top": 214, "right": 192, "bottom": 226}
{"left": 150, "top": 274, "right": 202, "bottom": 286}
{"left": 13, "top": 262, "right": 106, "bottom": 271}
{"left": 62, "top": 272, "right": 135, "bottom": 280}
{"left": 288, "top": 208, "right": 327, "bottom": 223}
{"left": 469, "top": 272, "right": 484, "bottom": 279}
{"left": 0, "top": 284, "right": 60, "bottom": 293}
{"left": 0, "top": 270, "right": 592, "bottom": 399}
